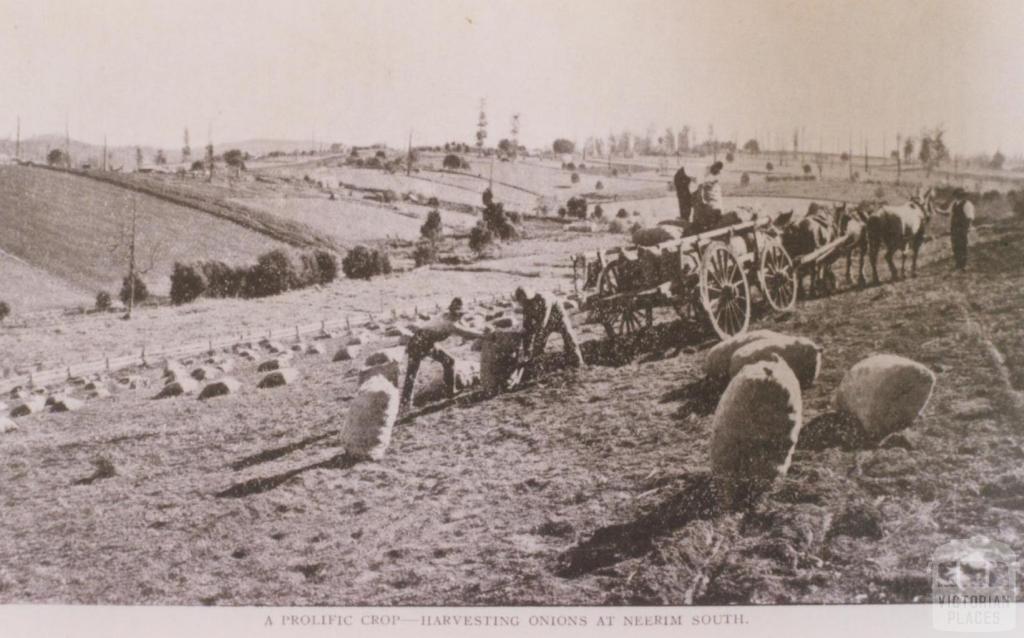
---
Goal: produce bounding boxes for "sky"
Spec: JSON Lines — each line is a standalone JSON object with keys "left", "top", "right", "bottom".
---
{"left": 1, "top": 0, "right": 1022, "bottom": 156}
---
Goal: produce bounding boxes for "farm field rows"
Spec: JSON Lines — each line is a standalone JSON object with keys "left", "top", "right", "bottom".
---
{"left": 0, "top": 225, "right": 621, "bottom": 368}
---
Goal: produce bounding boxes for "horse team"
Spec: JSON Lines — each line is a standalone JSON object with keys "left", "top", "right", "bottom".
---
{"left": 778, "top": 186, "right": 938, "bottom": 297}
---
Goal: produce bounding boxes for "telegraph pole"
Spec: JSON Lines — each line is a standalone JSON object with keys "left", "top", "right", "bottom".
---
{"left": 896, "top": 133, "right": 902, "bottom": 184}
{"left": 125, "top": 196, "right": 138, "bottom": 320}
{"left": 64, "top": 115, "right": 71, "bottom": 168}
{"left": 15, "top": 116, "right": 20, "bottom": 161}
{"left": 406, "top": 129, "right": 413, "bottom": 176}
{"left": 848, "top": 132, "right": 853, "bottom": 181}
{"left": 102, "top": 135, "right": 108, "bottom": 171}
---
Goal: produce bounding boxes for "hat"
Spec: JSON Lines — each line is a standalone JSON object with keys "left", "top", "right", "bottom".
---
{"left": 448, "top": 297, "right": 464, "bottom": 314}
{"left": 709, "top": 161, "right": 724, "bottom": 175}
{"left": 953, "top": 188, "right": 966, "bottom": 199}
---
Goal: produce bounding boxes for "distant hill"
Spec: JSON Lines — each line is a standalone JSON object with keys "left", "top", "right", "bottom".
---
{"left": 0, "top": 135, "right": 337, "bottom": 170}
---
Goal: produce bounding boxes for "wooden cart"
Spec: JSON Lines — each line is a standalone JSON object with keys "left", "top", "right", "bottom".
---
{"left": 571, "top": 218, "right": 798, "bottom": 341}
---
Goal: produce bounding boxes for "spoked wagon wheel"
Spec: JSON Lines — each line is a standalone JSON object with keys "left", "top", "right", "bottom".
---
{"left": 672, "top": 252, "right": 701, "bottom": 322}
{"left": 757, "top": 241, "right": 797, "bottom": 311}
{"left": 600, "top": 304, "right": 653, "bottom": 339}
{"left": 597, "top": 258, "right": 626, "bottom": 296}
{"left": 699, "top": 242, "right": 751, "bottom": 339}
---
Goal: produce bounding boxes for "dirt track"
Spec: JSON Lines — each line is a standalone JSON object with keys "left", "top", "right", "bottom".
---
{"left": 1, "top": 214, "right": 1022, "bottom": 605}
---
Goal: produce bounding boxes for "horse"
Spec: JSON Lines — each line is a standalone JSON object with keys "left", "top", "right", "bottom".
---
{"left": 780, "top": 202, "right": 847, "bottom": 297}
{"left": 866, "top": 187, "right": 935, "bottom": 283}
{"left": 836, "top": 200, "right": 878, "bottom": 286}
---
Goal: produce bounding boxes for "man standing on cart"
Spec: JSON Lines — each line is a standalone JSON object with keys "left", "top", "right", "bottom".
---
{"left": 691, "top": 161, "right": 725, "bottom": 233}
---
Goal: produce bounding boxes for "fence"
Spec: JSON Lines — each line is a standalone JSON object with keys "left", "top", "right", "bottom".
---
{"left": 0, "top": 284, "right": 568, "bottom": 395}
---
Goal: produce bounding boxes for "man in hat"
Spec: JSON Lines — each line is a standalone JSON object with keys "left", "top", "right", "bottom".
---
{"left": 673, "top": 166, "right": 694, "bottom": 223}
{"left": 693, "top": 161, "right": 725, "bottom": 232}
{"left": 400, "top": 297, "right": 485, "bottom": 410}
{"left": 514, "top": 287, "right": 585, "bottom": 374}
{"left": 946, "top": 188, "right": 975, "bottom": 271}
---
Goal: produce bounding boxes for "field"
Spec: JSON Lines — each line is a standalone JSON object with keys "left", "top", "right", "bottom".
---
{"left": 1, "top": 148, "right": 1022, "bottom": 606}
{"left": 0, "top": 252, "right": 90, "bottom": 313}
{"left": 0, "top": 222, "right": 619, "bottom": 369}
{"left": 1, "top": 185, "right": 1022, "bottom": 604}
{"left": 230, "top": 196, "right": 477, "bottom": 246}
{"left": 0, "top": 166, "right": 287, "bottom": 299}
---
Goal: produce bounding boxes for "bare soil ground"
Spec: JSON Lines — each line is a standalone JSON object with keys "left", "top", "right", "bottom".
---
{"left": 1, "top": 206, "right": 1021, "bottom": 605}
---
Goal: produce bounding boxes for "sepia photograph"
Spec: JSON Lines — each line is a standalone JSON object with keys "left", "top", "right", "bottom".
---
{"left": 0, "top": 0, "right": 1022, "bottom": 635}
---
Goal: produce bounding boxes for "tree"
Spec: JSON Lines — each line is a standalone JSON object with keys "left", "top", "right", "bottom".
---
{"left": 903, "top": 137, "right": 915, "bottom": 163}
{"left": 110, "top": 197, "right": 163, "bottom": 318}
{"left": 154, "top": 150, "right": 167, "bottom": 165}
{"left": 990, "top": 150, "right": 1006, "bottom": 170}
{"left": 342, "top": 245, "right": 391, "bottom": 279}
{"left": 743, "top": 139, "right": 760, "bottom": 154}
{"left": 803, "top": 163, "right": 812, "bottom": 175}
{"left": 567, "top": 196, "right": 587, "bottom": 219}
{"left": 47, "top": 149, "right": 66, "bottom": 166}
{"left": 95, "top": 291, "right": 111, "bottom": 311}
{"left": 552, "top": 138, "right": 575, "bottom": 154}
{"left": 420, "top": 209, "right": 443, "bottom": 241}
{"left": 223, "top": 149, "right": 245, "bottom": 176}
{"left": 205, "top": 143, "right": 215, "bottom": 181}
{"left": 476, "top": 98, "right": 488, "bottom": 153}
{"left": 182, "top": 128, "right": 191, "bottom": 164}
{"left": 497, "top": 139, "right": 513, "bottom": 155}
{"left": 918, "top": 127, "right": 949, "bottom": 176}
{"left": 443, "top": 154, "right": 462, "bottom": 170}
{"left": 190, "top": 160, "right": 205, "bottom": 172}
{"left": 135, "top": 147, "right": 143, "bottom": 170}
{"left": 0, "top": 300, "right": 9, "bottom": 323}
{"left": 468, "top": 223, "right": 493, "bottom": 254}
{"left": 678, "top": 126, "right": 691, "bottom": 152}
{"left": 313, "top": 250, "right": 338, "bottom": 284}
{"left": 169, "top": 263, "right": 207, "bottom": 304}
{"left": 119, "top": 274, "right": 149, "bottom": 307}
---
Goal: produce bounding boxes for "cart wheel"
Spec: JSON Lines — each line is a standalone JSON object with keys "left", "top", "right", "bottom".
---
{"left": 671, "top": 253, "right": 701, "bottom": 322}
{"left": 597, "top": 258, "right": 626, "bottom": 296}
{"left": 601, "top": 305, "right": 652, "bottom": 339}
{"left": 700, "top": 241, "right": 751, "bottom": 339}
{"left": 757, "top": 241, "right": 797, "bottom": 311}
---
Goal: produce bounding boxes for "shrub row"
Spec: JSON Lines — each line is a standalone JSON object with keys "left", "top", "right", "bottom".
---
{"left": 170, "top": 249, "right": 340, "bottom": 304}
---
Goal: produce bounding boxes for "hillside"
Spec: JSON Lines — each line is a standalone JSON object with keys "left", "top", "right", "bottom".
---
{"left": 0, "top": 210, "right": 1020, "bottom": 604}
{"left": 0, "top": 165, "right": 288, "bottom": 300}
{"left": 0, "top": 136, "right": 322, "bottom": 170}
